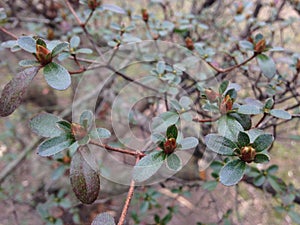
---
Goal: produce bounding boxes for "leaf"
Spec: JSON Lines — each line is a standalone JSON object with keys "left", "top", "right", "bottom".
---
{"left": 76, "top": 48, "right": 93, "bottom": 54}
{"left": 219, "top": 80, "right": 229, "bottom": 94}
{"left": 252, "top": 134, "right": 274, "bottom": 152}
{"left": 92, "top": 213, "right": 116, "bottom": 225}
{"left": 267, "top": 165, "right": 278, "bottom": 174}
{"left": 205, "top": 134, "right": 237, "bottom": 155}
{"left": 70, "top": 146, "right": 100, "bottom": 204}
{"left": 239, "top": 40, "right": 254, "bottom": 51}
{"left": 132, "top": 151, "right": 164, "bottom": 182}
{"left": 166, "top": 124, "right": 178, "bottom": 139}
{"left": 166, "top": 153, "right": 182, "bottom": 171}
{"left": 288, "top": 211, "right": 300, "bottom": 224}
{"left": 179, "top": 137, "right": 199, "bottom": 150}
{"left": 267, "top": 175, "right": 283, "bottom": 192}
{"left": 202, "top": 180, "right": 218, "bottom": 191}
{"left": 218, "top": 115, "right": 244, "bottom": 141}
{"left": 18, "top": 36, "right": 36, "bottom": 53}
{"left": 56, "top": 121, "right": 72, "bottom": 133}
{"left": 253, "top": 174, "right": 266, "bottom": 186}
{"left": 30, "top": 113, "right": 63, "bottom": 138}
{"left": 229, "top": 113, "right": 252, "bottom": 130}
{"left": 238, "top": 105, "right": 262, "bottom": 115}
{"left": 37, "top": 134, "right": 74, "bottom": 157}
{"left": 43, "top": 62, "right": 71, "bottom": 90}
{"left": 0, "top": 67, "right": 39, "bottom": 117}
{"left": 179, "top": 96, "right": 192, "bottom": 108}
{"left": 52, "top": 42, "right": 69, "bottom": 57}
{"left": 237, "top": 131, "right": 250, "bottom": 147}
{"left": 264, "top": 98, "right": 274, "bottom": 109}
{"left": 90, "top": 128, "right": 111, "bottom": 139}
{"left": 254, "top": 153, "right": 270, "bottom": 163}
{"left": 101, "top": 4, "right": 126, "bottom": 14}
{"left": 70, "top": 36, "right": 80, "bottom": 49}
{"left": 157, "top": 61, "right": 166, "bottom": 74}
{"left": 257, "top": 54, "right": 276, "bottom": 79}
{"left": 80, "top": 110, "right": 94, "bottom": 129}
{"left": 270, "top": 109, "right": 291, "bottom": 119}
{"left": 19, "top": 59, "right": 40, "bottom": 67}
{"left": 220, "top": 159, "right": 246, "bottom": 186}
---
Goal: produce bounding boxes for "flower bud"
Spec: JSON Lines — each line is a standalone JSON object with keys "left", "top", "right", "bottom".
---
{"left": 36, "top": 45, "right": 52, "bottom": 66}
{"left": 219, "top": 95, "right": 233, "bottom": 114}
{"left": 141, "top": 9, "right": 149, "bottom": 23}
{"left": 71, "top": 123, "right": 87, "bottom": 140}
{"left": 205, "top": 89, "right": 219, "bottom": 102}
{"left": 163, "top": 138, "right": 177, "bottom": 154}
{"left": 240, "top": 146, "right": 256, "bottom": 163}
{"left": 254, "top": 39, "right": 266, "bottom": 53}
{"left": 185, "top": 37, "right": 194, "bottom": 50}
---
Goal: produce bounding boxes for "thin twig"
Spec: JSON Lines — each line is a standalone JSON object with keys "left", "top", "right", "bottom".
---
{"left": 0, "top": 26, "right": 18, "bottom": 39}
{"left": 64, "top": 0, "right": 83, "bottom": 26}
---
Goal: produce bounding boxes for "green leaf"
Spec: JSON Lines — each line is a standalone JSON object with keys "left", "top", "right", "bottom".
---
{"left": 70, "top": 146, "right": 100, "bottom": 204}
{"left": 43, "top": 62, "right": 71, "bottom": 90}
{"left": 239, "top": 40, "right": 254, "bottom": 51}
{"left": 267, "top": 165, "right": 278, "bottom": 174}
{"left": 237, "top": 131, "right": 250, "bottom": 147}
{"left": 264, "top": 98, "right": 274, "bottom": 109}
{"left": 75, "top": 48, "right": 93, "bottom": 54}
{"left": 157, "top": 61, "right": 165, "bottom": 74}
{"left": 152, "top": 112, "right": 179, "bottom": 132}
{"left": 18, "top": 36, "right": 36, "bottom": 53}
{"left": 70, "top": 36, "right": 80, "bottom": 49}
{"left": 252, "top": 134, "right": 274, "bottom": 152}
{"left": 205, "top": 134, "right": 237, "bottom": 155}
{"left": 133, "top": 151, "right": 164, "bottom": 182}
{"left": 179, "top": 137, "right": 199, "bottom": 150}
{"left": 30, "top": 113, "right": 63, "bottom": 138}
{"left": 52, "top": 42, "right": 69, "bottom": 57}
{"left": 101, "top": 4, "right": 126, "bottom": 14}
{"left": 90, "top": 128, "right": 111, "bottom": 139}
{"left": 80, "top": 110, "right": 93, "bottom": 129}
{"left": 270, "top": 109, "right": 291, "bottom": 119}
{"left": 0, "top": 67, "right": 39, "bottom": 117}
{"left": 202, "top": 180, "right": 218, "bottom": 191}
{"left": 220, "top": 159, "right": 246, "bottom": 186}
{"left": 238, "top": 105, "right": 261, "bottom": 115}
{"left": 257, "top": 54, "right": 276, "bottom": 79}
{"left": 218, "top": 115, "right": 244, "bottom": 141}
{"left": 267, "top": 175, "right": 283, "bottom": 192}
{"left": 166, "top": 153, "right": 182, "bottom": 171}
{"left": 166, "top": 124, "right": 178, "bottom": 139}
{"left": 253, "top": 174, "right": 266, "bottom": 186}
{"left": 229, "top": 113, "right": 252, "bottom": 130}
{"left": 254, "top": 153, "right": 270, "bottom": 163}
{"left": 219, "top": 80, "right": 229, "bottom": 94}
{"left": 19, "top": 59, "right": 40, "bottom": 67}
{"left": 56, "top": 121, "right": 72, "bottom": 133}
{"left": 37, "top": 134, "right": 74, "bottom": 156}
{"left": 92, "top": 213, "right": 116, "bottom": 225}
{"left": 288, "top": 211, "right": 300, "bottom": 224}
{"left": 179, "top": 96, "right": 192, "bottom": 109}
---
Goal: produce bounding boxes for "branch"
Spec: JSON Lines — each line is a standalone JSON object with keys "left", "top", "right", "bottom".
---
{"left": 89, "top": 140, "right": 146, "bottom": 158}
{"left": 0, "top": 26, "right": 18, "bottom": 40}
{"left": 64, "top": 0, "right": 83, "bottom": 27}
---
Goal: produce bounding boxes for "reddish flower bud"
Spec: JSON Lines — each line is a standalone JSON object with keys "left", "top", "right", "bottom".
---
{"left": 296, "top": 59, "right": 300, "bottom": 72}
{"left": 88, "top": 0, "right": 101, "bottom": 10}
{"left": 254, "top": 39, "right": 266, "bottom": 53}
{"left": 219, "top": 95, "right": 233, "bottom": 114}
{"left": 240, "top": 146, "right": 256, "bottom": 163}
{"left": 205, "top": 89, "right": 219, "bottom": 102}
{"left": 163, "top": 138, "right": 177, "bottom": 154}
{"left": 141, "top": 9, "right": 149, "bottom": 23}
{"left": 71, "top": 123, "right": 87, "bottom": 140}
{"left": 36, "top": 44, "right": 52, "bottom": 66}
{"left": 185, "top": 37, "right": 194, "bottom": 50}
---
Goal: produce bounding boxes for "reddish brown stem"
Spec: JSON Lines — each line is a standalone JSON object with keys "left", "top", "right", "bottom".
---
{"left": 205, "top": 53, "right": 257, "bottom": 73}
{"left": 89, "top": 140, "right": 146, "bottom": 158}
{"left": 64, "top": 0, "right": 84, "bottom": 27}
{"left": 0, "top": 26, "right": 18, "bottom": 39}
{"left": 192, "top": 117, "right": 219, "bottom": 123}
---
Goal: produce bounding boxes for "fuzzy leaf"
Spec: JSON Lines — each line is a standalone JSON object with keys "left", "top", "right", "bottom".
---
{"left": 0, "top": 67, "right": 39, "bottom": 117}
{"left": 70, "top": 146, "right": 100, "bottom": 204}
{"left": 252, "top": 134, "right": 274, "bottom": 152}
{"left": 90, "top": 128, "right": 111, "bottom": 139}
{"left": 92, "top": 213, "right": 116, "bottom": 225}
{"left": 179, "top": 137, "right": 199, "bottom": 150}
{"left": 220, "top": 159, "right": 246, "bottom": 186}
{"left": 43, "top": 62, "right": 71, "bottom": 90}
{"left": 238, "top": 105, "right": 262, "bottom": 115}
{"left": 166, "top": 153, "right": 182, "bottom": 171}
{"left": 257, "top": 54, "right": 276, "bottom": 79}
{"left": 101, "top": 4, "right": 125, "bottom": 14}
{"left": 70, "top": 36, "right": 80, "bottom": 49}
{"left": 254, "top": 153, "right": 270, "bottom": 163}
{"left": 52, "top": 42, "right": 69, "bottom": 57}
{"left": 205, "top": 134, "right": 237, "bottom": 155}
{"left": 166, "top": 124, "right": 178, "bottom": 139}
{"left": 19, "top": 60, "right": 40, "bottom": 67}
{"left": 218, "top": 115, "right": 244, "bottom": 141}
{"left": 229, "top": 113, "right": 252, "bottom": 130}
{"left": 37, "top": 134, "right": 74, "bottom": 156}
{"left": 270, "top": 109, "right": 291, "bottom": 120}
{"left": 30, "top": 113, "right": 63, "bottom": 138}
{"left": 133, "top": 151, "right": 164, "bottom": 182}
{"left": 18, "top": 36, "right": 36, "bottom": 53}
{"left": 237, "top": 131, "right": 250, "bottom": 147}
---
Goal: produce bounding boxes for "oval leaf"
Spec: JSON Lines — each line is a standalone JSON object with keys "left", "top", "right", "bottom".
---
{"left": 270, "top": 109, "right": 291, "bottom": 120}
{"left": 252, "top": 134, "right": 274, "bottom": 152}
{"left": 237, "top": 131, "right": 250, "bottom": 147}
{"left": 166, "top": 124, "right": 178, "bottom": 139}
{"left": 43, "top": 62, "right": 71, "bottom": 90}
{"left": 179, "top": 137, "right": 199, "bottom": 150}
{"left": 19, "top": 59, "right": 40, "bottom": 67}
{"left": 254, "top": 153, "right": 270, "bottom": 163}
{"left": 18, "top": 36, "right": 36, "bottom": 53}
{"left": 257, "top": 54, "right": 276, "bottom": 79}
{"left": 70, "top": 36, "right": 80, "bottom": 49}
{"left": 52, "top": 42, "right": 69, "bottom": 57}
{"left": 70, "top": 146, "right": 100, "bottom": 204}
{"left": 30, "top": 113, "right": 63, "bottom": 137}
{"left": 101, "top": 4, "right": 126, "bottom": 14}
{"left": 37, "top": 134, "right": 74, "bottom": 156}
{"left": 90, "top": 128, "right": 111, "bottom": 139}
{"left": 166, "top": 153, "right": 182, "bottom": 171}
{"left": 218, "top": 115, "right": 244, "bottom": 141}
{"left": 132, "top": 151, "right": 164, "bottom": 182}
{"left": 220, "top": 159, "right": 246, "bottom": 186}
{"left": 205, "top": 134, "right": 237, "bottom": 155}
{"left": 0, "top": 67, "right": 39, "bottom": 117}
{"left": 238, "top": 105, "right": 262, "bottom": 115}
{"left": 92, "top": 213, "right": 116, "bottom": 225}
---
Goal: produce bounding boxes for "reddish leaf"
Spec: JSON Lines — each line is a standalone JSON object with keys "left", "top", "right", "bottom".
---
{"left": 70, "top": 146, "right": 100, "bottom": 204}
{"left": 0, "top": 67, "right": 39, "bottom": 117}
